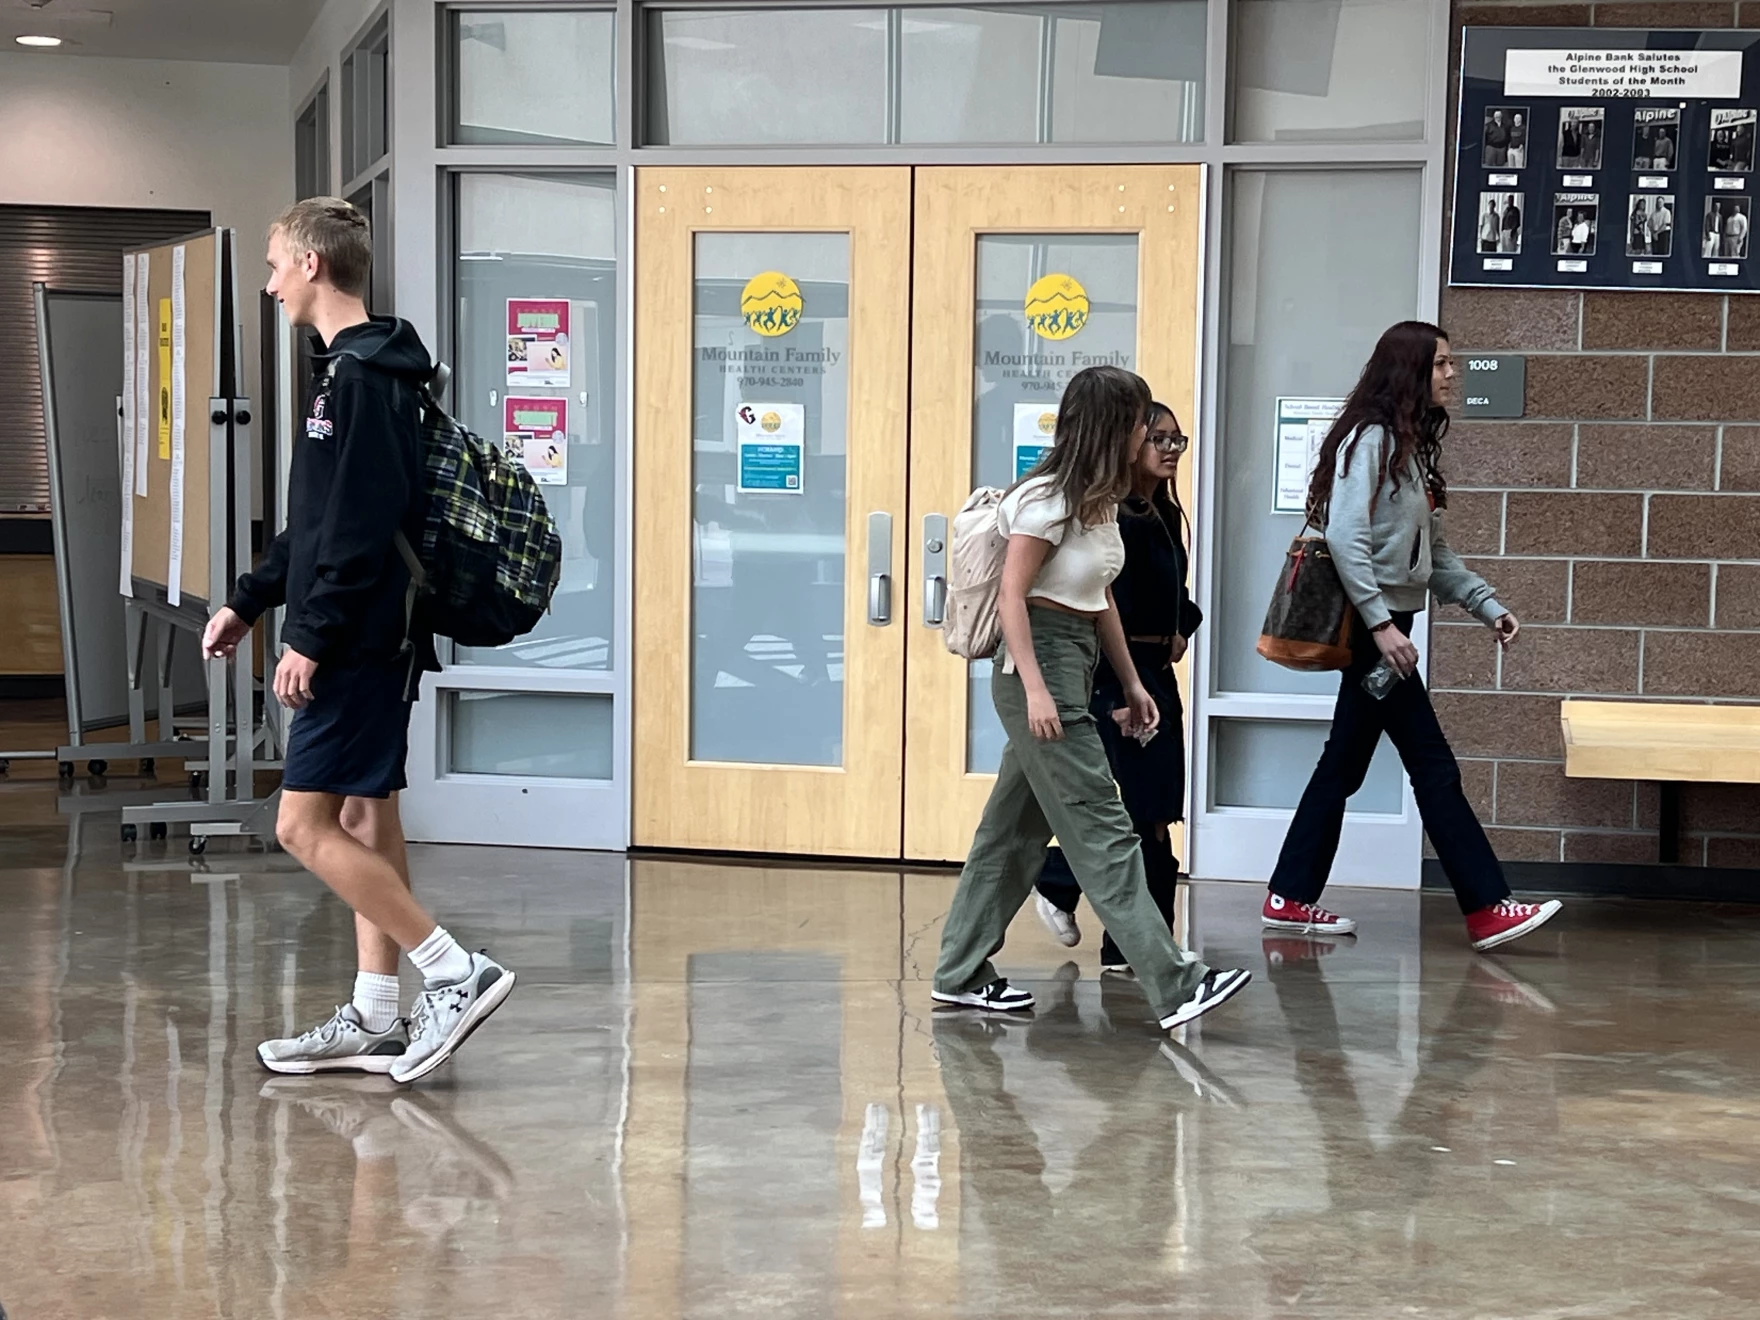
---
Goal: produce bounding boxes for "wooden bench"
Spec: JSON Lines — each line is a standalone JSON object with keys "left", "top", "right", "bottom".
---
{"left": 1560, "top": 699, "right": 1760, "bottom": 863}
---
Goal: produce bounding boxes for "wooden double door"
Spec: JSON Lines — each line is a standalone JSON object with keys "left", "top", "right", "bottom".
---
{"left": 634, "top": 165, "right": 1201, "bottom": 861}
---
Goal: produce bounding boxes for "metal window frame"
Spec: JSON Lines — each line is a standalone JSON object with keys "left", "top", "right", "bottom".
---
{"left": 440, "top": 2, "right": 621, "bottom": 148}
{"left": 343, "top": 7, "right": 394, "bottom": 187}
{"left": 390, "top": 0, "right": 1447, "bottom": 857}
{"left": 295, "top": 72, "right": 332, "bottom": 199}
{"left": 1183, "top": 0, "right": 1448, "bottom": 883}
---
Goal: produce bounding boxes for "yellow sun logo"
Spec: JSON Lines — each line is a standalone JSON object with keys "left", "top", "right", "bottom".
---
{"left": 741, "top": 271, "right": 803, "bottom": 337}
{"left": 1024, "top": 273, "right": 1089, "bottom": 341}
{"left": 760, "top": 411, "right": 783, "bottom": 432}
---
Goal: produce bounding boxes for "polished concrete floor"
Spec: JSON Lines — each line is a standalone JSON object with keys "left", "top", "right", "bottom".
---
{"left": 3, "top": 775, "right": 1760, "bottom": 1319}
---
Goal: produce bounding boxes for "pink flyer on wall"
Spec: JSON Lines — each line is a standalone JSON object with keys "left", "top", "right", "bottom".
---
{"left": 504, "top": 395, "right": 568, "bottom": 486}
{"left": 506, "top": 298, "right": 571, "bottom": 387}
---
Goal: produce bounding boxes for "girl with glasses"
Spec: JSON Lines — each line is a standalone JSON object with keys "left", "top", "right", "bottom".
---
{"left": 933, "top": 367, "right": 1251, "bottom": 1030}
{"left": 1032, "top": 402, "right": 1203, "bottom": 976}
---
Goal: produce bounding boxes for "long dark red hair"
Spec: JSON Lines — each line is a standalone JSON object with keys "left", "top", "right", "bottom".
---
{"left": 1306, "top": 320, "right": 1450, "bottom": 528}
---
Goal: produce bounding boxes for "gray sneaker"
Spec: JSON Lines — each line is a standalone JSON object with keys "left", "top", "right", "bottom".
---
{"left": 390, "top": 952, "right": 517, "bottom": 1085}
{"left": 257, "top": 1004, "right": 409, "bottom": 1076}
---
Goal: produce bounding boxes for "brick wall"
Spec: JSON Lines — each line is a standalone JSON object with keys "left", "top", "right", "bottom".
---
{"left": 1434, "top": 0, "right": 1760, "bottom": 868}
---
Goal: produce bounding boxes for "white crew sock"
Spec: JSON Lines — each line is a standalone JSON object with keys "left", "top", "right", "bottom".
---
{"left": 352, "top": 971, "right": 402, "bottom": 1034}
{"left": 408, "top": 925, "right": 474, "bottom": 987}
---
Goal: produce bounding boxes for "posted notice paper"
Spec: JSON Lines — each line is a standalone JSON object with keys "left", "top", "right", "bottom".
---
{"left": 506, "top": 298, "right": 571, "bottom": 388}
{"left": 1273, "top": 397, "right": 1345, "bottom": 515}
{"left": 1505, "top": 49, "right": 1743, "bottom": 99}
{"left": 735, "top": 402, "right": 805, "bottom": 493}
{"left": 1012, "top": 402, "right": 1058, "bottom": 479}
{"left": 167, "top": 244, "right": 188, "bottom": 607}
{"left": 120, "top": 254, "right": 136, "bottom": 593}
{"left": 502, "top": 395, "right": 568, "bottom": 486}
{"left": 134, "top": 253, "right": 150, "bottom": 496}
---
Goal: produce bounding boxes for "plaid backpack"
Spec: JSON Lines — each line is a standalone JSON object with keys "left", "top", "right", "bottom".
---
{"left": 396, "top": 364, "right": 563, "bottom": 648}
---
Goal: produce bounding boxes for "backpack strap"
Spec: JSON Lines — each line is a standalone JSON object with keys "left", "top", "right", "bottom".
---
{"left": 392, "top": 529, "right": 426, "bottom": 690}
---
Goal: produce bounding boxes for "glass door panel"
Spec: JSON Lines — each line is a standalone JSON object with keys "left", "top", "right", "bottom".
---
{"left": 966, "top": 232, "right": 1141, "bottom": 775}
{"left": 453, "top": 172, "right": 618, "bottom": 673}
{"left": 689, "top": 232, "right": 851, "bottom": 767}
{"left": 905, "top": 165, "right": 1204, "bottom": 862}
{"left": 1189, "top": 167, "right": 1427, "bottom": 885}
{"left": 402, "top": 171, "right": 626, "bottom": 852}
{"left": 633, "top": 168, "right": 912, "bottom": 857}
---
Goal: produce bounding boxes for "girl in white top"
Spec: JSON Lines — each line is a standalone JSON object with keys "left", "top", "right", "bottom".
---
{"left": 932, "top": 365, "right": 1252, "bottom": 1031}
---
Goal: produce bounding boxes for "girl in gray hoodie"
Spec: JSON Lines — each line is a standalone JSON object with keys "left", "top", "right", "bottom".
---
{"left": 1261, "top": 321, "right": 1562, "bottom": 953}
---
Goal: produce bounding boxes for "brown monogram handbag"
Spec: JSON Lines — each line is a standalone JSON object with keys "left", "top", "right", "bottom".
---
{"left": 1257, "top": 535, "right": 1354, "bottom": 671}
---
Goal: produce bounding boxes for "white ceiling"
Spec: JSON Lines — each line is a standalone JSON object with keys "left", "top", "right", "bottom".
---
{"left": 2, "top": 0, "right": 326, "bottom": 65}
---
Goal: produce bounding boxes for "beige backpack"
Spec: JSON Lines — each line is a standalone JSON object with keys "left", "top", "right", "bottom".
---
{"left": 942, "top": 487, "right": 1010, "bottom": 660}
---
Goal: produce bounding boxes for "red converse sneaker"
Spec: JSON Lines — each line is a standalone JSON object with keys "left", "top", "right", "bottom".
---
{"left": 1262, "top": 893, "right": 1358, "bottom": 935}
{"left": 1262, "top": 935, "right": 1342, "bottom": 967}
{"left": 1465, "top": 898, "right": 1562, "bottom": 952}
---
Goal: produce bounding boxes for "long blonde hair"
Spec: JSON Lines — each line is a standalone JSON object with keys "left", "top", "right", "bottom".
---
{"left": 1014, "top": 365, "right": 1151, "bottom": 533}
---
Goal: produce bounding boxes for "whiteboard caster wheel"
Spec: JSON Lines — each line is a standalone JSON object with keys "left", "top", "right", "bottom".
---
{"left": 121, "top": 824, "right": 138, "bottom": 844}
{"left": 87, "top": 759, "right": 108, "bottom": 777}
{"left": 140, "top": 757, "right": 156, "bottom": 777}
{"left": 0, "top": 759, "right": 9, "bottom": 776}
{"left": 59, "top": 761, "right": 75, "bottom": 779}
{"left": 189, "top": 835, "right": 208, "bottom": 856}
{"left": 150, "top": 822, "right": 168, "bottom": 842}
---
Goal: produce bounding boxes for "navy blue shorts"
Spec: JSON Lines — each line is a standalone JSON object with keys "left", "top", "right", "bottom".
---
{"left": 281, "top": 656, "right": 416, "bottom": 799}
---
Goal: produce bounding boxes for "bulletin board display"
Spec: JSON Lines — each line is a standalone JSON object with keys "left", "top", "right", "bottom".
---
{"left": 125, "top": 229, "right": 221, "bottom": 602}
{"left": 1451, "top": 28, "right": 1760, "bottom": 293}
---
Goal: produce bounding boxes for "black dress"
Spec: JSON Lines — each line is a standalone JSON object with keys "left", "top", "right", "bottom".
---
{"left": 1089, "top": 492, "right": 1203, "bottom": 827}
{"left": 1037, "top": 489, "right": 1204, "bottom": 963}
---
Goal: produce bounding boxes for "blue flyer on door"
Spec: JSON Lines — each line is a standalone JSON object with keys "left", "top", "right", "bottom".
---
{"left": 736, "top": 402, "right": 805, "bottom": 494}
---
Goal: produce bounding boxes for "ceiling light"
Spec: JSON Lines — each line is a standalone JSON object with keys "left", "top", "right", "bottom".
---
{"left": 15, "top": 35, "right": 64, "bottom": 47}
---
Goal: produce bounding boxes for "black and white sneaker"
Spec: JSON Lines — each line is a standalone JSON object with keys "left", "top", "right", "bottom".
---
{"left": 1158, "top": 967, "right": 1252, "bottom": 1031}
{"left": 1158, "top": 1040, "right": 1247, "bottom": 1108}
{"left": 931, "top": 978, "right": 1035, "bottom": 1012}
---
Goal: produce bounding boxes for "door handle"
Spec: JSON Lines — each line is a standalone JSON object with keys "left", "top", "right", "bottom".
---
{"left": 867, "top": 511, "right": 893, "bottom": 626}
{"left": 923, "top": 514, "right": 949, "bottom": 627}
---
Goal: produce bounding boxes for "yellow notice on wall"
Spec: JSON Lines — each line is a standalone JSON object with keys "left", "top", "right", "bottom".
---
{"left": 156, "top": 297, "right": 172, "bottom": 460}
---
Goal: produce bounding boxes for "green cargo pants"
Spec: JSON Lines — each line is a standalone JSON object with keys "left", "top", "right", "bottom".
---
{"left": 935, "top": 606, "right": 1209, "bottom": 1019}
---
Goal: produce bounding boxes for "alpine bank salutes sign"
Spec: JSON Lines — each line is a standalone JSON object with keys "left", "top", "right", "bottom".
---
{"left": 1506, "top": 48, "right": 1744, "bottom": 98}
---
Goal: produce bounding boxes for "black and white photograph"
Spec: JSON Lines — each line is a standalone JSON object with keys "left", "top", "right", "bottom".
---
{"left": 1710, "top": 108, "right": 1758, "bottom": 173}
{"left": 1553, "top": 193, "right": 1599, "bottom": 256}
{"left": 1483, "top": 105, "right": 1529, "bottom": 168}
{"left": 1627, "top": 194, "right": 1675, "bottom": 257}
{"left": 1478, "top": 191, "right": 1523, "bottom": 254}
{"left": 1632, "top": 108, "right": 1680, "bottom": 171}
{"left": 1704, "top": 196, "right": 1752, "bottom": 258}
{"left": 1557, "top": 107, "right": 1605, "bottom": 171}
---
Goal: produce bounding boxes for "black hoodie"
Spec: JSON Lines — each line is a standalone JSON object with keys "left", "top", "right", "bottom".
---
{"left": 231, "top": 317, "right": 435, "bottom": 669}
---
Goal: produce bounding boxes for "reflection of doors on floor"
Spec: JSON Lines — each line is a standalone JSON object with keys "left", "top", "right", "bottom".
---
{"left": 634, "top": 165, "right": 1202, "bottom": 862}
{"left": 620, "top": 860, "right": 961, "bottom": 1316}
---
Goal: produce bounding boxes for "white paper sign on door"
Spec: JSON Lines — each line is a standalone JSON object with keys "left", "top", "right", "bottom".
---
{"left": 134, "top": 252, "right": 150, "bottom": 496}
{"left": 1012, "top": 402, "right": 1059, "bottom": 479}
{"left": 167, "top": 244, "right": 188, "bottom": 607}
{"left": 735, "top": 402, "right": 805, "bottom": 494}
{"left": 1273, "top": 397, "right": 1344, "bottom": 515}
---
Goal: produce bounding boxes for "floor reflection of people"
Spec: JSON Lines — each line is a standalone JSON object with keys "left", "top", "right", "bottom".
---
{"left": 259, "top": 1078, "right": 515, "bottom": 1308}
{"left": 932, "top": 969, "right": 1237, "bottom": 1314}
{"left": 1253, "top": 935, "right": 1553, "bottom": 1303}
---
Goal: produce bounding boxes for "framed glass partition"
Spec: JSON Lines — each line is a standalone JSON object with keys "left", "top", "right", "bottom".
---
{"left": 382, "top": 0, "right": 1448, "bottom": 866}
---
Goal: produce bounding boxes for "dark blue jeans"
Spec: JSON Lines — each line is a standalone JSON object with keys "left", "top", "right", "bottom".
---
{"left": 1269, "top": 611, "right": 1509, "bottom": 915}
